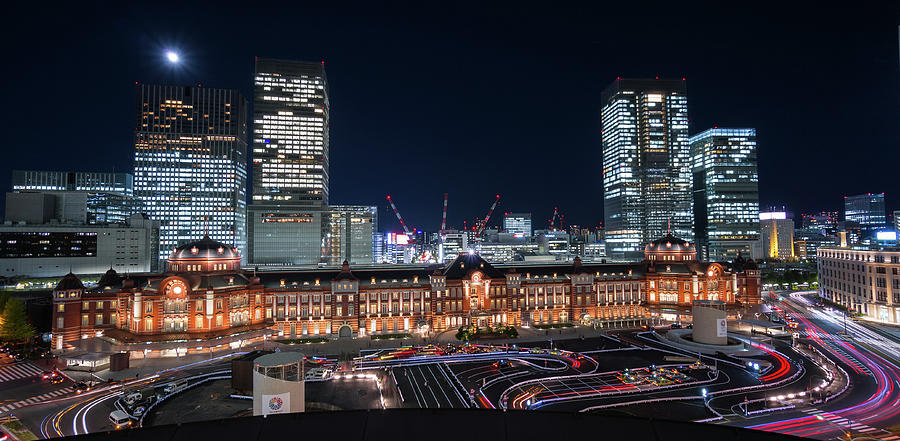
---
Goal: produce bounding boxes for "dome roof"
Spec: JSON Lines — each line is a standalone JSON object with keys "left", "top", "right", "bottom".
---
{"left": 98, "top": 267, "right": 122, "bottom": 288}
{"left": 55, "top": 272, "right": 84, "bottom": 291}
{"left": 646, "top": 234, "right": 694, "bottom": 251}
{"left": 170, "top": 236, "right": 240, "bottom": 261}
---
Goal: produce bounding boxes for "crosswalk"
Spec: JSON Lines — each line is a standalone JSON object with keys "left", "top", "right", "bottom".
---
{"left": 799, "top": 407, "right": 889, "bottom": 436}
{"left": 799, "top": 330, "right": 850, "bottom": 341}
{"left": 0, "top": 388, "right": 71, "bottom": 414}
{"left": 0, "top": 362, "right": 43, "bottom": 383}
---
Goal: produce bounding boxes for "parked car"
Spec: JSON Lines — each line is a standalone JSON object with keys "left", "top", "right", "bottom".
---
{"left": 163, "top": 379, "right": 188, "bottom": 395}
{"left": 108, "top": 410, "right": 132, "bottom": 429}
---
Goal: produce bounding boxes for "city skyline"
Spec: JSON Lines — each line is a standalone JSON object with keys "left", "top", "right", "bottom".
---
{"left": 1, "top": 4, "right": 897, "bottom": 233}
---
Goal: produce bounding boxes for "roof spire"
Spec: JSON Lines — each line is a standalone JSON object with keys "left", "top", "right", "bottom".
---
{"left": 667, "top": 218, "right": 671, "bottom": 235}
{"left": 204, "top": 217, "right": 209, "bottom": 238}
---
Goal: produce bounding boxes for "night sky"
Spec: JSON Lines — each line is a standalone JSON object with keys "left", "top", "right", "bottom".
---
{"left": 2, "top": 3, "right": 898, "bottom": 233}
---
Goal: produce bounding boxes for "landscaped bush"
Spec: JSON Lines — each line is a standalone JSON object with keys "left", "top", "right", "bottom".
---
{"left": 276, "top": 337, "right": 328, "bottom": 344}
{"left": 533, "top": 323, "right": 574, "bottom": 330}
{"left": 371, "top": 333, "right": 412, "bottom": 340}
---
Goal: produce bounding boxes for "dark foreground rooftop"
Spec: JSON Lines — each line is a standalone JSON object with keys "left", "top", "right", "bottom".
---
{"left": 69, "top": 409, "right": 801, "bottom": 441}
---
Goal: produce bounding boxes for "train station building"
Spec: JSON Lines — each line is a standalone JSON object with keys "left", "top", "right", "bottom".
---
{"left": 51, "top": 233, "right": 761, "bottom": 355}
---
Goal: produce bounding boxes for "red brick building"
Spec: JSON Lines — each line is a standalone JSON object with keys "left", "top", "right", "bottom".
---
{"left": 52, "top": 234, "right": 760, "bottom": 352}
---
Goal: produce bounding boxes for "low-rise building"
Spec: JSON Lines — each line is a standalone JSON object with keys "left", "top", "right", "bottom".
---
{"left": 817, "top": 246, "right": 900, "bottom": 324}
{"left": 0, "top": 213, "right": 160, "bottom": 278}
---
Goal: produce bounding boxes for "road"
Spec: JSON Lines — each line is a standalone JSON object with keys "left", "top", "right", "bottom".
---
{"left": 9, "top": 353, "right": 243, "bottom": 438}
{"left": 733, "top": 292, "right": 900, "bottom": 439}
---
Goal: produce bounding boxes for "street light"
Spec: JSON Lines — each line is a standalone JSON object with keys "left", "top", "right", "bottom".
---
{"left": 165, "top": 50, "right": 180, "bottom": 64}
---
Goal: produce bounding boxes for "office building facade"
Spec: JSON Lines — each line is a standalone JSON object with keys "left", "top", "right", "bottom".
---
{"left": 601, "top": 78, "right": 692, "bottom": 260}
{"left": 133, "top": 84, "right": 248, "bottom": 264}
{"left": 844, "top": 193, "right": 887, "bottom": 238}
{"left": 690, "top": 128, "right": 760, "bottom": 261}
{"left": 503, "top": 213, "right": 533, "bottom": 238}
{"left": 249, "top": 59, "right": 330, "bottom": 265}
{"left": 818, "top": 246, "right": 900, "bottom": 324}
{"left": 247, "top": 205, "right": 327, "bottom": 266}
{"left": 326, "top": 205, "right": 377, "bottom": 265}
{"left": 802, "top": 211, "right": 839, "bottom": 235}
{"left": 252, "top": 58, "right": 329, "bottom": 205}
{"left": 11, "top": 171, "right": 136, "bottom": 225}
{"left": 0, "top": 213, "right": 159, "bottom": 278}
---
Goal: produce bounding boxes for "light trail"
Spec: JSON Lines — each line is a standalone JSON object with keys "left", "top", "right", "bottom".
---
{"left": 746, "top": 294, "right": 900, "bottom": 438}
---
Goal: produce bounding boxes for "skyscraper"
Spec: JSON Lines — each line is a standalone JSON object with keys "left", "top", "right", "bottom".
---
{"left": 326, "top": 205, "right": 377, "bottom": 265}
{"left": 248, "top": 59, "right": 331, "bottom": 265}
{"left": 251, "top": 58, "right": 329, "bottom": 205}
{"left": 601, "top": 78, "right": 692, "bottom": 260}
{"left": 133, "top": 84, "right": 248, "bottom": 264}
{"left": 503, "top": 213, "right": 532, "bottom": 238}
{"left": 844, "top": 193, "right": 887, "bottom": 238}
{"left": 690, "top": 128, "right": 760, "bottom": 261}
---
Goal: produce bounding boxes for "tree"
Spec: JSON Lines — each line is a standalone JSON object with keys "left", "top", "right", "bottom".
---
{"left": 0, "top": 298, "right": 35, "bottom": 344}
{"left": 0, "top": 291, "right": 10, "bottom": 315}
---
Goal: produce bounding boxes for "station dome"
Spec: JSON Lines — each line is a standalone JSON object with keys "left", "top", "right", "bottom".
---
{"left": 644, "top": 234, "right": 697, "bottom": 262}
{"left": 168, "top": 236, "right": 241, "bottom": 273}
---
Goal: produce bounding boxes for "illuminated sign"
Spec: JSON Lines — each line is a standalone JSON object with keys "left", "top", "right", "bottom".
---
{"left": 876, "top": 231, "right": 898, "bottom": 241}
{"left": 386, "top": 233, "right": 411, "bottom": 245}
{"left": 396, "top": 234, "right": 410, "bottom": 245}
{"left": 759, "top": 212, "right": 787, "bottom": 220}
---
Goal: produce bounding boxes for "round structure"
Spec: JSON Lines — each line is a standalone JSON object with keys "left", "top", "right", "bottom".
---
{"left": 252, "top": 352, "right": 305, "bottom": 416}
{"left": 645, "top": 234, "right": 697, "bottom": 262}
{"left": 168, "top": 236, "right": 240, "bottom": 272}
{"left": 691, "top": 300, "right": 727, "bottom": 345}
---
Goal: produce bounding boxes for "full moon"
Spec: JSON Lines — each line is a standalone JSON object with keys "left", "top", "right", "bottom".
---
{"left": 165, "top": 51, "right": 180, "bottom": 63}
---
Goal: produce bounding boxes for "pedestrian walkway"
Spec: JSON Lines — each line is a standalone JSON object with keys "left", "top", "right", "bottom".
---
{"left": 0, "top": 362, "right": 42, "bottom": 383}
{"left": 797, "top": 407, "right": 888, "bottom": 436}
{"left": 0, "top": 387, "right": 70, "bottom": 414}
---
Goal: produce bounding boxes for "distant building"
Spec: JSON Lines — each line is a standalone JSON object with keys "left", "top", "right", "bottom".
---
{"left": 893, "top": 210, "right": 900, "bottom": 233}
{"left": 439, "top": 231, "right": 467, "bottom": 263}
{"left": 503, "top": 213, "right": 532, "bottom": 238}
{"left": 133, "top": 84, "right": 249, "bottom": 264}
{"left": 601, "top": 78, "right": 692, "bottom": 260}
{"left": 802, "top": 211, "right": 839, "bottom": 235}
{"left": 0, "top": 213, "right": 159, "bottom": 278}
{"left": 326, "top": 206, "right": 377, "bottom": 265}
{"left": 755, "top": 211, "right": 794, "bottom": 260}
{"left": 690, "top": 128, "right": 760, "bottom": 262}
{"left": 11, "top": 171, "right": 136, "bottom": 225}
{"left": 844, "top": 193, "right": 887, "bottom": 238}
{"left": 818, "top": 246, "right": 900, "bottom": 324}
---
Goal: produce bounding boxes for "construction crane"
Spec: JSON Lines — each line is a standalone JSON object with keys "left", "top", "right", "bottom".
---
{"left": 385, "top": 195, "right": 412, "bottom": 235}
{"left": 440, "top": 193, "right": 448, "bottom": 238}
{"left": 549, "top": 207, "right": 559, "bottom": 231}
{"left": 475, "top": 194, "right": 501, "bottom": 240}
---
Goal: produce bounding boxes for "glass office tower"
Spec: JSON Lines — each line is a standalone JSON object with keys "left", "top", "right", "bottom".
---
{"left": 844, "top": 193, "right": 887, "bottom": 238}
{"left": 327, "top": 206, "right": 377, "bottom": 265}
{"left": 251, "top": 58, "right": 329, "bottom": 205}
{"left": 690, "top": 128, "right": 760, "bottom": 261}
{"left": 133, "top": 84, "right": 248, "bottom": 263}
{"left": 601, "top": 78, "right": 692, "bottom": 260}
{"left": 248, "top": 59, "right": 331, "bottom": 265}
